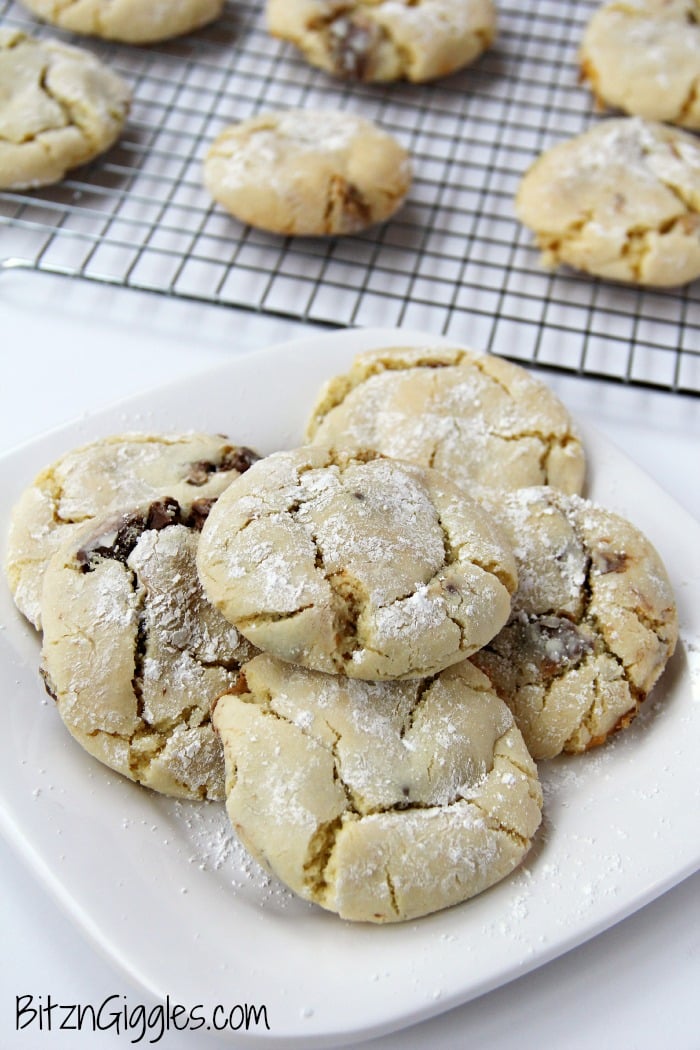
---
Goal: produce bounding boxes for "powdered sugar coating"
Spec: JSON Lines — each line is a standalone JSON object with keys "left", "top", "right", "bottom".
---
{"left": 516, "top": 117, "right": 700, "bottom": 286}
{"left": 17, "top": 0, "right": 224, "bottom": 44}
{"left": 197, "top": 446, "right": 517, "bottom": 679}
{"left": 203, "top": 108, "right": 412, "bottom": 236}
{"left": 213, "top": 653, "right": 542, "bottom": 922}
{"left": 40, "top": 509, "right": 257, "bottom": 800}
{"left": 5, "top": 431, "right": 258, "bottom": 630}
{"left": 0, "top": 29, "right": 131, "bottom": 191}
{"left": 471, "top": 487, "right": 679, "bottom": 759}
{"left": 580, "top": 0, "right": 700, "bottom": 128}
{"left": 305, "top": 344, "right": 586, "bottom": 495}
{"left": 266, "top": 0, "right": 497, "bottom": 83}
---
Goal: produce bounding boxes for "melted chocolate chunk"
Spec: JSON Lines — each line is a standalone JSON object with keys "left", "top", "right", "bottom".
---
{"left": 329, "top": 16, "right": 373, "bottom": 79}
{"left": 76, "top": 496, "right": 217, "bottom": 573}
{"left": 519, "top": 615, "right": 593, "bottom": 680}
{"left": 147, "top": 497, "right": 181, "bottom": 531}
{"left": 189, "top": 498, "right": 216, "bottom": 531}
{"left": 222, "top": 446, "right": 260, "bottom": 475}
{"left": 77, "top": 511, "right": 149, "bottom": 572}
{"left": 335, "top": 178, "right": 371, "bottom": 225}
{"left": 186, "top": 446, "right": 260, "bottom": 486}
{"left": 594, "top": 549, "right": 629, "bottom": 575}
{"left": 40, "top": 665, "right": 58, "bottom": 702}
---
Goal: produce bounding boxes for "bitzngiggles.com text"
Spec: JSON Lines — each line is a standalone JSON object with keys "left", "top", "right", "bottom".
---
{"left": 15, "top": 994, "right": 270, "bottom": 1043}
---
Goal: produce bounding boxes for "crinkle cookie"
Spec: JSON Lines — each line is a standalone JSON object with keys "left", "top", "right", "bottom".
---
{"left": 196, "top": 446, "right": 517, "bottom": 679}
{"left": 470, "top": 487, "right": 678, "bottom": 761}
{"left": 203, "top": 108, "right": 412, "bottom": 237}
{"left": 213, "top": 653, "right": 543, "bottom": 923}
{"left": 0, "top": 29, "right": 131, "bottom": 191}
{"left": 40, "top": 499, "right": 257, "bottom": 800}
{"left": 305, "top": 345, "right": 586, "bottom": 495}
{"left": 5, "top": 433, "right": 259, "bottom": 630}
{"left": 266, "top": 0, "right": 497, "bottom": 83}
{"left": 516, "top": 117, "right": 700, "bottom": 287}
{"left": 580, "top": 0, "right": 700, "bottom": 129}
{"left": 18, "top": 0, "right": 224, "bottom": 44}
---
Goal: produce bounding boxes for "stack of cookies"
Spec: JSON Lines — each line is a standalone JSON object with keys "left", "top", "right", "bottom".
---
{"left": 4, "top": 344, "right": 679, "bottom": 924}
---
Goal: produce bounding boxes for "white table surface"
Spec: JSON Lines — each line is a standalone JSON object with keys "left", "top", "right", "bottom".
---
{"left": 1, "top": 270, "right": 699, "bottom": 1050}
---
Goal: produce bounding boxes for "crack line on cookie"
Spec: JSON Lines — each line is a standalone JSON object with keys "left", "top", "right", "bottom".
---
{"left": 130, "top": 587, "right": 148, "bottom": 722}
{"left": 463, "top": 796, "right": 530, "bottom": 850}
{"left": 236, "top": 603, "right": 316, "bottom": 629}
{"left": 302, "top": 816, "right": 344, "bottom": 898}
{"left": 384, "top": 867, "right": 400, "bottom": 918}
{"left": 36, "top": 59, "right": 105, "bottom": 152}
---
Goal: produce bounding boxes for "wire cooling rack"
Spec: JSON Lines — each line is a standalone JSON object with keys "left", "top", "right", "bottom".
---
{"left": 1, "top": 0, "right": 699, "bottom": 394}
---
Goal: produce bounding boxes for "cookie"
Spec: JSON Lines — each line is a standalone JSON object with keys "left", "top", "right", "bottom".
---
{"left": 516, "top": 117, "right": 700, "bottom": 287}
{"left": 203, "top": 108, "right": 412, "bottom": 237}
{"left": 17, "top": 0, "right": 224, "bottom": 44}
{"left": 196, "top": 446, "right": 517, "bottom": 679}
{"left": 580, "top": 0, "right": 700, "bottom": 129}
{"left": 0, "top": 29, "right": 131, "bottom": 191}
{"left": 5, "top": 433, "right": 259, "bottom": 630}
{"left": 40, "top": 499, "right": 257, "bottom": 800}
{"left": 305, "top": 345, "right": 586, "bottom": 495}
{"left": 470, "top": 487, "right": 679, "bottom": 760}
{"left": 266, "top": 0, "right": 497, "bottom": 83}
{"left": 213, "top": 653, "right": 543, "bottom": 923}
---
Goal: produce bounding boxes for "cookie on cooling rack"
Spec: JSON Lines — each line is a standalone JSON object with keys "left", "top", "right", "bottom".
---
{"left": 196, "top": 445, "right": 517, "bottom": 679}
{"left": 40, "top": 499, "right": 258, "bottom": 800}
{"left": 203, "top": 108, "right": 412, "bottom": 237}
{"left": 580, "top": 0, "right": 700, "bottom": 129}
{"left": 213, "top": 653, "right": 543, "bottom": 923}
{"left": 516, "top": 117, "right": 700, "bottom": 287}
{"left": 17, "top": 0, "right": 225, "bottom": 44}
{"left": 266, "top": 0, "right": 497, "bottom": 83}
{"left": 5, "top": 432, "right": 259, "bottom": 630}
{"left": 0, "top": 29, "right": 131, "bottom": 191}
{"left": 470, "top": 486, "right": 679, "bottom": 760}
{"left": 305, "top": 344, "right": 586, "bottom": 495}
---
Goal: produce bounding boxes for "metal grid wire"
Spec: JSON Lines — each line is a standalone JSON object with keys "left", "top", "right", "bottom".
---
{"left": 1, "top": 0, "right": 699, "bottom": 394}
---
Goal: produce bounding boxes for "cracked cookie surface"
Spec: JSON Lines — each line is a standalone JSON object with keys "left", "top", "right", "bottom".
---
{"left": 0, "top": 28, "right": 131, "bottom": 191}
{"left": 18, "top": 0, "right": 224, "bottom": 44}
{"left": 470, "top": 487, "right": 678, "bottom": 760}
{"left": 40, "top": 500, "right": 257, "bottom": 800}
{"left": 516, "top": 117, "right": 700, "bottom": 287}
{"left": 305, "top": 345, "right": 586, "bottom": 495}
{"left": 213, "top": 653, "right": 542, "bottom": 922}
{"left": 580, "top": 0, "right": 700, "bottom": 129}
{"left": 5, "top": 432, "right": 260, "bottom": 630}
{"left": 266, "top": 0, "right": 496, "bottom": 83}
{"left": 202, "top": 108, "right": 412, "bottom": 236}
{"left": 196, "top": 446, "right": 517, "bottom": 679}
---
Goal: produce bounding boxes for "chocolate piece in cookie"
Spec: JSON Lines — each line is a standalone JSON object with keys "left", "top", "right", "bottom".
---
{"left": 5, "top": 432, "right": 260, "bottom": 630}
{"left": 203, "top": 108, "right": 412, "bottom": 237}
{"left": 266, "top": 0, "right": 497, "bottom": 83}
{"left": 40, "top": 501, "right": 257, "bottom": 800}
{"left": 471, "top": 487, "right": 679, "bottom": 759}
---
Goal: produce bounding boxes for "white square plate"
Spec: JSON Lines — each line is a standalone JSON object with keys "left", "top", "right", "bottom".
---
{"left": 1, "top": 328, "right": 699, "bottom": 1048}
